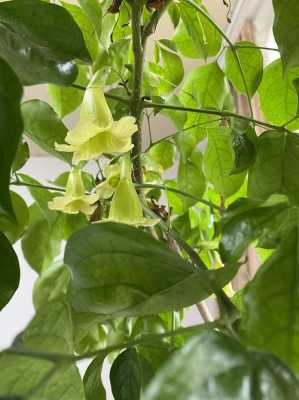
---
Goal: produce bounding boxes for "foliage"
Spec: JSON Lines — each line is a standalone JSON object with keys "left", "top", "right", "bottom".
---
{"left": 1, "top": 0, "right": 299, "bottom": 399}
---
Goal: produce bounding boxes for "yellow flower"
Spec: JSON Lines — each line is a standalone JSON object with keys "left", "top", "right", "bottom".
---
{"left": 104, "top": 157, "right": 159, "bottom": 227}
{"left": 48, "top": 169, "right": 98, "bottom": 216}
{"left": 56, "top": 73, "right": 137, "bottom": 163}
{"left": 96, "top": 163, "right": 121, "bottom": 200}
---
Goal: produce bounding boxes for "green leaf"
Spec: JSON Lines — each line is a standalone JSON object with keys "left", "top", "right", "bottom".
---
{"left": 225, "top": 41, "right": 263, "bottom": 97}
{"left": 0, "top": 192, "right": 29, "bottom": 244}
{"left": 21, "top": 198, "right": 61, "bottom": 274}
{"left": 160, "top": 95, "right": 187, "bottom": 130}
{"left": 148, "top": 141, "right": 176, "bottom": 171}
{"left": 22, "top": 218, "right": 61, "bottom": 273}
{"left": 62, "top": 1, "right": 98, "bottom": 60}
{"left": 110, "top": 348, "right": 142, "bottom": 400}
{"left": 242, "top": 224, "right": 299, "bottom": 373}
{"left": 33, "top": 263, "right": 71, "bottom": 309}
{"left": 168, "top": 3, "right": 180, "bottom": 28}
{"left": 179, "top": 63, "right": 227, "bottom": 142}
{"left": 143, "top": 330, "right": 299, "bottom": 400}
{"left": 65, "top": 223, "right": 239, "bottom": 320}
{"left": 258, "top": 59, "right": 299, "bottom": 129}
{"left": 219, "top": 195, "right": 289, "bottom": 264}
{"left": 0, "top": 58, "right": 23, "bottom": 222}
{"left": 18, "top": 174, "right": 58, "bottom": 224}
{"left": 0, "top": 232, "right": 19, "bottom": 311}
{"left": 273, "top": 0, "right": 299, "bottom": 73}
{"left": 230, "top": 120, "right": 257, "bottom": 174}
{"left": 48, "top": 65, "right": 88, "bottom": 118}
{"left": 22, "top": 100, "right": 72, "bottom": 164}
{"left": 0, "top": 0, "right": 91, "bottom": 85}
{"left": 0, "top": 301, "right": 85, "bottom": 399}
{"left": 84, "top": 356, "right": 106, "bottom": 400}
{"left": 177, "top": 149, "right": 206, "bottom": 210}
{"left": 174, "top": 2, "right": 221, "bottom": 59}
{"left": 148, "top": 42, "right": 184, "bottom": 95}
{"left": 203, "top": 128, "right": 246, "bottom": 198}
{"left": 12, "top": 140, "right": 30, "bottom": 173}
{"left": 78, "top": 0, "right": 102, "bottom": 40}
{"left": 248, "top": 130, "right": 299, "bottom": 204}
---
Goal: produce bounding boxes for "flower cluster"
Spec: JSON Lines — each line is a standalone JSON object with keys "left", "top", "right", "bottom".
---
{"left": 48, "top": 74, "right": 158, "bottom": 227}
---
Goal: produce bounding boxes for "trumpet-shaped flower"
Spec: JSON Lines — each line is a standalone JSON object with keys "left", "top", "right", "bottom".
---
{"left": 100, "top": 157, "right": 159, "bottom": 226}
{"left": 56, "top": 73, "right": 137, "bottom": 163}
{"left": 48, "top": 169, "right": 98, "bottom": 216}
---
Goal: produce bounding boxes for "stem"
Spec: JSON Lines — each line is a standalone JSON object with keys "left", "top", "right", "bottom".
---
{"left": 141, "top": 0, "right": 171, "bottom": 47}
{"left": 71, "top": 84, "right": 130, "bottom": 104}
{"left": 142, "top": 100, "right": 293, "bottom": 134}
{"left": 4, "top": 321, "right": 219, "bottom": 363}
{"left": 233, "top": 44, "right": 280, "bottom": 52}
{"left": 129, "top": 0, "right": 145, "bottom": 184}
{"left": 137, "top": 183, "right": 221, "bottom": 210}
{"left": 11, "top": 181, "right": 66, "bottom": 193}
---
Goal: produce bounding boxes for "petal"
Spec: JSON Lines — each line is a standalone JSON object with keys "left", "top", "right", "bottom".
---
{"left": 65, "top": 121, "right": 105, "bottom": 146}
{"left": 72, "top": 132, "right": 133, "bottom": 162}
{"left": 83, "top": 193, "right": 100, "bottom": 205}
{"left": 48, "top": 196, "right": 74, "bottom": 211}
{"left": 96, "top": 181, "right": 115, "bottom": 200}
{"left": 80, "top": 76, "right": 113, "bottom": 129}
{"left": 64, "top": 199, "right": 96, "bottom": 216}
{"left": 108, "top": 178, "right": 144, "bottom": 224}
{"left": 111, "top": 116, "right": 137, "bottom": 139}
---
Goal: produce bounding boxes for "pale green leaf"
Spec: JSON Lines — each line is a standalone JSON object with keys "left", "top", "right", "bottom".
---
{"left": 225, "top": 41, "right": 263, "bottom": 97}
{"left": 203, "top": 128, "right": 246, "bottom": 198}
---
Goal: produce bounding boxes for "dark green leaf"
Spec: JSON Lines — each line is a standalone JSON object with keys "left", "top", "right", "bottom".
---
{"left": 258, "top": 59, "right": 299, "bottom": 129}
{"left": 65, "top": 223, "right": 239, "bottom": 319}
{"left": 0, "top": 192, "right": 29, "bottom": 244}
{"left": 231, "top": 120, "right": 257, "bottom": 174}
{"left": 225, "top": 41, "right": 263, "bottom": 97}
{"left": 83, "top": 356, "right": 106, "bottom": 400}
{"left": 110, "top": 348, "right": 141, "bottom": 400}
{"left": 0, "top": 58, "right": 23, "bottom": 222}
{"left": 0, "top": 0, "right": 91, "bottom": 85}
{"left": 0, "top": 301, "right": 85, "bottom": 399}
{"left": 219, "top": 195, "right": 289, "bottom": 264}
{"left": 0, "top": 232, "right": 19, "bottom": 310}
{"left": 248, "top": 130, "right": 299, "bottom": 204}
{"left": 143, "top": 330, "right": 299, "bottom": 400}
{"left": 242, "top": 224, "right": 299, "bottom": 373}
{"left": 203, "top": 128, "right": 246, "bottom": 197}
{"left": 22, "top": 100, "right": 72, "bottom": 165}
{"left": 273, "top": 0, "right": 299, "bottom": 73}
{"left": 12, "top": 141, "right": 29, "bottom": 173}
